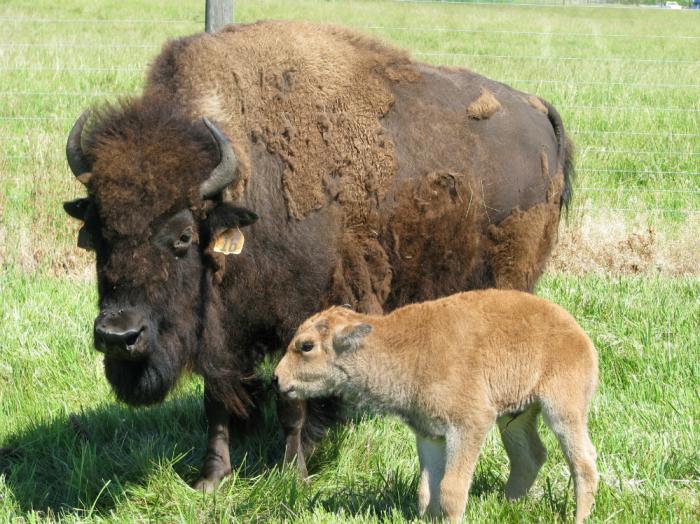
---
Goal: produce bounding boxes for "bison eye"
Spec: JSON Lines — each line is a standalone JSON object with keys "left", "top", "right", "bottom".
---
{"left": 300, "top": 341, "right": 315, "bottom": 353}
{"left": 173, "top": 226, "right": 193, "bottom": 256}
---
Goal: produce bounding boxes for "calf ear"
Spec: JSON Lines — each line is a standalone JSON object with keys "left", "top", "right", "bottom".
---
{"left": 332, "top": 323, "right": 372, "bottom": 353}
{"left": 63, "top": 198, "right": 90, "bottom": 220}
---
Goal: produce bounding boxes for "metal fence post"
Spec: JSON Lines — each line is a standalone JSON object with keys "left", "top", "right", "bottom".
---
{"left": 205, "top": 0, "right": 234, "bottom": 33}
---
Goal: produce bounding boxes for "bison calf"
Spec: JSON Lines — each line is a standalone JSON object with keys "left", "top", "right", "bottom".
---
{"left": 274, "top": 290, "right": 598, "bottom": 523}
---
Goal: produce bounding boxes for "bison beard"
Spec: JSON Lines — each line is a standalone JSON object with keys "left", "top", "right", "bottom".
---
{"left": 104, "top": 353, "right": 177, "bottom": 407}
{"left": 63, "top": 20, "right": 574, "bottom": 493}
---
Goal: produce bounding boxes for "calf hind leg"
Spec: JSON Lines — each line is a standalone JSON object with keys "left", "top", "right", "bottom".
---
{"left": 497, "top": 403, "right": 547, "bottom": 500}
{"left": 276, "top": 395, "right": 343, "bottom": 480}
{"left": 541, "top": 401, "right": 598, "bottom": 524}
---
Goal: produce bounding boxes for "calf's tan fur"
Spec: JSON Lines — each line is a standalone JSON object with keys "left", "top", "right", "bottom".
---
{"left": 275, "top": 289, "right": 598, "bottom": 522}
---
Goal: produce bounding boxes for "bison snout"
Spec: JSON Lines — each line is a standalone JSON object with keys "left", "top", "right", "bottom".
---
{"left": 94, "top": 309, "right": 148, "bottom": 360}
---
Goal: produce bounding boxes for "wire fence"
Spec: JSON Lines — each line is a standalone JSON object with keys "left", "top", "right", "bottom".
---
{"left": 1, "top": 0, "right": 699, "bottom": 222}
{"left": 392, "top": 0, "right": 700, "bottom": 12}
{"left": 367, "top": 23, "right": 700, "bottom": 40}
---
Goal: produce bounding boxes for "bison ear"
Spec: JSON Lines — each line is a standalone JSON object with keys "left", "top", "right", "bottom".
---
{"left": 205, "top": 202, "right": 259, "bottom": 256}
{"left": 77, "top": 226, "right": 95, "bottom": 251}
{"left": 332, "top": 323, "right": 372, "bottom": 354}
{"left": 207, "top": 202, "right": 258, "bottom": 230}
{"left": 63, "top": 198, "right": 90, "bottom": 221}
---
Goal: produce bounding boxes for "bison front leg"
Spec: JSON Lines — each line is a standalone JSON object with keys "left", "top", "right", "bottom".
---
{"left": 276, "top": 395, "right": 309, "bottom": 480}
{"left": 193, "top": 387, "right": 232, "bottom": 493}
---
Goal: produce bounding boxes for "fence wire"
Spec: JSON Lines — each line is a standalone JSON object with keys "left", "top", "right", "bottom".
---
{"left": 366, "top": 23, "right": 700, "bottom": 40}
{"left": 1, "top": 0, "right": 698, "bottom": 220}
{"left": 392, "top": 0, "right": 700, "bottom": 15}
{"left": 3, "top": 91, "right": 699, "bottom": 114}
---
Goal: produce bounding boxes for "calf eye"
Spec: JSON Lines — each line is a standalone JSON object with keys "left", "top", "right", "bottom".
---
{"left": 173, "top": 226, "right": 193, "bottom": 256}
{"left": 300, "top": 341, "right": 315, "bottom": 353}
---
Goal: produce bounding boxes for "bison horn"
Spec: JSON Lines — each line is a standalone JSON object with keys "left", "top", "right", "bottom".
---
{"left": 200, "top": 117, "right": 238, "bottom": 200}
{"left": 66, "top": 110, "right": 92, "bottom": 183}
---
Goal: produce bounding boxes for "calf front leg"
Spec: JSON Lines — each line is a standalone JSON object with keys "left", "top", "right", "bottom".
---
{"left": 416, "top": 435, "right": 446, "bottom": 517}
{"left": 192, "top": 388, "right": 232, "bottom": 493}
{"left": 276, "top": 395, "right": 309, "bottom": 479}
{"left": 439, "top": 418, "right": 493, "bottom": 522}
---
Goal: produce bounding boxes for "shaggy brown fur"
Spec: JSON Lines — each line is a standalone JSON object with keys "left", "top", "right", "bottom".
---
{"left": 83, "top": 99, "right": 220, "bottom": 238}
{"left": 276, "top": 291, "right": 598, "bottom": 523}
{"left": 64, "top": 20, "right": 574, "bottom": 491}
{"left": 145, "top": 20, "right": 416, "bottom": 224}
{"left": 382, "top": 171, "right": 484, "bottom": 307}
{"left": 527, "top": 95, "right": 549, "bottom": 115}
{"left": 466, "top": 88, "right": 502, "bottom": 120}
{"left": 486, "top": 169, "right": 564, "bottom": 290}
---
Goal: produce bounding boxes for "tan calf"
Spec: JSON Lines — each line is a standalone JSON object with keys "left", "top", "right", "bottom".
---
{"left": 275, "top": 289, "right": 598, "bottom": 522}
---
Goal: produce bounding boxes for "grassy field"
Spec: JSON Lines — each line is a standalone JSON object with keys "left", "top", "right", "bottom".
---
{"left": 1, "top": 0, "right": 699, "bottom": 522}
{"left": 0, "top": 272, "right": 698, "bottom": 522}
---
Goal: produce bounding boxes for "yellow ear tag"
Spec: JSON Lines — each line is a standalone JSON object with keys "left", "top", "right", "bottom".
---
{"left": 213, "top": 227, "right": 245, "bottom": 255}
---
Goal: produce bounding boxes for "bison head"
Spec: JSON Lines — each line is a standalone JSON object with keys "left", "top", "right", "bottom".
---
{"left": 63, "top": 101, "right": 257, "bottom": 409}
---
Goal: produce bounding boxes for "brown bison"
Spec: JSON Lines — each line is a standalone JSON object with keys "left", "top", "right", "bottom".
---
{"left": 62, "top": 20, "right": 573, "bottom": 491}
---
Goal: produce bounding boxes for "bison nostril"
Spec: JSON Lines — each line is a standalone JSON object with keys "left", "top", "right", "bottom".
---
{"left": 124, "top": 330, "right": 141, "bottom": 348}
{"left": 96, "top": 326, "right": 143, "bottom": 347}
{"left": 94, "top": 309, "right": 147, "bottom": 357}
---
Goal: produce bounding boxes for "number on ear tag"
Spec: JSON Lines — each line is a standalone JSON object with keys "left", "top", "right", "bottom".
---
{"left": 213, "top": 227, "right": 245, "bottom": 255}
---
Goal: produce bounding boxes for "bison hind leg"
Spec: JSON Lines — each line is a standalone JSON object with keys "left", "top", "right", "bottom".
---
{"left": 301, "top": 395, "right": 345, "bottom": 453}
{"left": 275, "top": 395, "right": 345, "bottom": 480}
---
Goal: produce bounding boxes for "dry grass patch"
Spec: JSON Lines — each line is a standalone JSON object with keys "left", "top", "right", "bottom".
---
{"left": 551, "top": 212, "right": 699, "bottom": 276}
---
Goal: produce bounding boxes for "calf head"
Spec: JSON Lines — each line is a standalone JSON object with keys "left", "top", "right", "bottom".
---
{"left": 63, "top": 100, "right": 257, "bottom": 409}
{"left": 275, "top": 308, "right": 372, "bottom": 399}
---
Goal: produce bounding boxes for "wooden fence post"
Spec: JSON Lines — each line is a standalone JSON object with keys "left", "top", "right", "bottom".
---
{"left": 205, "top": 0, "right": 234, "bottom": 33}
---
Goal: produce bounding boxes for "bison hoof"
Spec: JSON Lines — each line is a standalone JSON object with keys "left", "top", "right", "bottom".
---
{"left": 296, "top": 461, "right": 309, "bottom": 482}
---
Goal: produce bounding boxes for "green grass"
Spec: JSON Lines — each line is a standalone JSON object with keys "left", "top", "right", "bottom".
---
{"left": 1, "top": 0, "right": 699, "bottom": 522}
{"left": 0, "top": 271, "right": 698, "bottom": 522}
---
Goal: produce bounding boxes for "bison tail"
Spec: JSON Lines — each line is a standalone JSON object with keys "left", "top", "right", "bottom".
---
{"left": 540, "top": 98, "right": 575, "bottom": 214}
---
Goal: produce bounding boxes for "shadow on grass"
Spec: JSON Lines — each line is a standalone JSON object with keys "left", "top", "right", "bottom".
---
{"left": 302, "top": 418, "right": 506, "bottom": 521}
{"left": 0, "top": 390, "right": 298, "bottom": 517}
{"left": 306, "top": 460, "right": 505, "bottom": 521}
{"left": 1, "top": 395, "right": 506, "bottom": 520}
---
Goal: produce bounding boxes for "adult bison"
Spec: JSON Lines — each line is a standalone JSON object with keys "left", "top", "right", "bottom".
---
{"left": 63, "top": 21, "right": 573, "bottom": 491}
